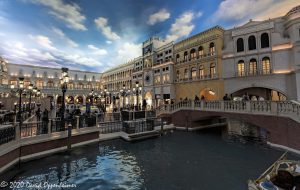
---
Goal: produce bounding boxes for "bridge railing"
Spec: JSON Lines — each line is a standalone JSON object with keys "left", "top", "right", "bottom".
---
{"left": 157, "top": 100, "right": 300, "bottom": 123}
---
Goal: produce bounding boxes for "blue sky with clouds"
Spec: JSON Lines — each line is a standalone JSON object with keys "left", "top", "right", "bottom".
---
{"left": 0, "top": 0, "right": 299, "bottom": 72}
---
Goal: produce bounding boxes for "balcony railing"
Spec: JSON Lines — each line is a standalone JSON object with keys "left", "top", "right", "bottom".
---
{"left": 175, "top": 74, "right": 218, "bottom": 83}
{"left": 235, "top": 69, "right": 273, "bottom": 77}
{"left": 175, "top": 53, "right": 217, "bottom": 64}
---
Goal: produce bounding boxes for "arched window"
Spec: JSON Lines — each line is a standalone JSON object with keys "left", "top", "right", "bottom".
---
{"left": 184, "top": 51, "right": 188, "bottom": 61}
{"left": 261, "top": 33, "right": 269, "bottom": 48}
{"left": 184, "top": 69, "right": 188, "bottom": 80}
{"left": 176, "top": 70, "right": 180, "bottom": 81}
{"left": 32, "top": 70, "right": 36, "bottom": 77}
{"left": 236, "top": 38, "right": 244, "bottom": 52}
{"left": 210, "top": 63, "right": 216, "bottom": 78}
{"left": 198, "top": 46, "right": 204, "bottom": 58}
{"left": 92, "top": 76, "right": 95, "bottom": 81}
{"left": 237, "top": 60, "right": 245, "bottom": 76}
{"left": 190, "top": 49, "right": 196, "bottom": 59}
{"left": 262, "top": 57, "right": 271, "bottom": 74}
{"left": 249, "top": 59, "right": 257, "bottom": 75}
{"left": 43, "top": 71, "right": 47, "bottom": 78}
{"left": 191, "top": 67, "right": 197, "bottom": 79}
{"left": 75, "top": 74, "right": 78, "bottom": 80}
{"left": 199, "top": 65, "right": 204, "bottom": 79}
{"left": 84, "top": 74, "right": 87, "bottom": 81}
{"left": 209, "top": 42, "right": 215, "bottom": 56}
{"left": 248, "top": 35, "right": 256, "bottom": 50}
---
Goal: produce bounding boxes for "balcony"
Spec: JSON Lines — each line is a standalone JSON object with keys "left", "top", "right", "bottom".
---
{"left": 234, "top": 69, "right": 273, "bottom": 78}
{"left": 174, "top": 73, "right": 219, "bottom": 83}
{"left": 175, "top": 53, "right": 217, "bottom": 65}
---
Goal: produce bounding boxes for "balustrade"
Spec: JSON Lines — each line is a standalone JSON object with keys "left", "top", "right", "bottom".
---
{"left": 0, "top": 125, "right": 15, "bottom": 145}
{"left": 156, "top": 100, "right": 300, "bottom": 122}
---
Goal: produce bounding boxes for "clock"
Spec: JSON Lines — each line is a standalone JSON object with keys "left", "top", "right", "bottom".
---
{"left": 145, "top": 74, "right": 152, "bottom": 85}
{"left": 145, "top": 75, "right": 150, "bottom": 82}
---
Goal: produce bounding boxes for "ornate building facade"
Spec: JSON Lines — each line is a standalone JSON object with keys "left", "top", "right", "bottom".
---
{"left": 173, "top": 26, "right": 224, "bottom": 101}
{"left": 1, "top": 5, "right": 300, "bottom": 110}
{"left": 222, "top": 5, "right": 300, "bottom": 101}
{"left": 0, "top": 61, "right": 102, "bottom": 107}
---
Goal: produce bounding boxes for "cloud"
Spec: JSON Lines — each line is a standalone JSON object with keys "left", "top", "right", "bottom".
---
{"left": 254, "top": 0, "right": 300, "bottom": 20}
{"left": 0, "top": 41, "right": 60, "bottom": 67}
{"left": 147, "top": 9, "right": 170, "bottom": 25}
{"left": 213, "top": 0, "right": 274, "bottom": 22}
{"left": 87, "top": 44, "right": 108, "bottom": 55}
{"left": 165, "top": 11, "right": 195, "bottom": 42}
{"left": 31, "top": 0, "right": 87, "bottom": 30}
{"left": 52, "top": 27, "right": 78, "bottom": 48}
{"left": 94, "top": 17, "right": 120, "bottom": 41}
{"left": 0, "top": 39, "right": 103, "bottom": 70}
{"left": 58, "top": 53, "right": 103, "bottom": 67}
{"left": 28, "top": 34, "right": 57, "bottom": 50}
{"left": 106, "top": 42, "right": 141, "bottom": 67}
{"left": 106, "top": 40, "right": 112, "bottom": 44}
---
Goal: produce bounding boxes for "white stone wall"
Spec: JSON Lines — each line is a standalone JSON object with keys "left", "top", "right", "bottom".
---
{"left": 222, "top": 6, "right": 300, "bottom": 101}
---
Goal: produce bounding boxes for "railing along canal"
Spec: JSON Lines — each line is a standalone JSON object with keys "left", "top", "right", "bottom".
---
{"left": 0, "top": 110, "right": 159, "bottom": 146}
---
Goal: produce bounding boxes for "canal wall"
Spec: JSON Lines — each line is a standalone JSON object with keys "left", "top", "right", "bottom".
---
{"left": 169, "top": 110, "right": 300, "bottom": 153}
{"left": 0, "top": 124, "right": 175, "bottom": 176}
{"left": 0, "top": 127, "right": 99, "bottom": 174}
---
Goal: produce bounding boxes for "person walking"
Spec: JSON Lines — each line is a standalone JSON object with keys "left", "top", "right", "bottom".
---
{"left": 42, "top": 109, "right": 49, "bottom": 134}
{"left": 36, "top": 107, "right": 41, "bottom": 121}
{"left": 223, "top": 94, "right": 230, "bottom": 101}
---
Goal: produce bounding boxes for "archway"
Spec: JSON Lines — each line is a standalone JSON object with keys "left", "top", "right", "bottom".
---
{"left": 200, "top": 88, "right": 217, "bottom": 101}
{"left": 67, "top": 95, "right": 74, "bottom": 104}
{"left": 145, "top": 91, "right": 153, "bottom": 108}
{"left": 57, "top": 96, "right": 62, "bottom": 105}
{"left": 75, "top": 96, "right": 83, "bottom": 105}
{"left": 95, "top": 97, "right": 100, "bottom": 104}
{"left": 231, "top": 87, "right": 286, "bottom": 101}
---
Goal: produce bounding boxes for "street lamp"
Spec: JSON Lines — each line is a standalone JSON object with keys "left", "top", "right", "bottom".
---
{"left": 90, "top": 89, "right": 94, "bottom": 105}
{"left": 103, "top": 87, "right": 108, "bottom": 112}
{"left": 60, "top": 67, "right": 69, "bottom": 130}
{"left": 120, "top": 84, "right": 126, "bottom": 109}
{"left": 133, "top": 81, "right": 142, "bottom": 110}
{"left": 27, "top": 83, "right": 33, "bottom": 116}
{"left": 10, "top": 77, "right": 25, "bottom": 125}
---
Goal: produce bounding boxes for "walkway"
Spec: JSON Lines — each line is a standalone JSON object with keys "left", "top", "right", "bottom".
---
{"left": 156, "top": 100, "right": 300, "bottom": 123}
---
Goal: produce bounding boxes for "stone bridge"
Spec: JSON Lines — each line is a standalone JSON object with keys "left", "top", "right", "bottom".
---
{"left": 156, "top": 100, "right": 300, "bottom": 152}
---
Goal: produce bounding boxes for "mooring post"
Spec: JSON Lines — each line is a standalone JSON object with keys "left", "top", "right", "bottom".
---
{"left": 67, "top": 124, "right": 72, "bottom": 150}
{"left": 160, "top": 118, "right": 164, "bottom": 136}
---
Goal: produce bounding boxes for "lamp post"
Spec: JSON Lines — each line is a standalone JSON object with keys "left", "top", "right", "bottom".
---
{"left": 104, "top": 87, "right": 108, "bottom": 113}
{"left": 90, "top": 89, "right": 94, "bottom": 105}
{"left": 27, "top": 84, "right": 34, "bottom": 116}
{"left": 10, "top": 77, "right": 25, "bottom": 125}
{"left": 120, "top": 84, "right": 126, "bottom": 109}
{"left": 133, "top": 81, "right": 142, "bottom": 111}
{"left": 60, "top": 67, "right": 69, "bottom": 130}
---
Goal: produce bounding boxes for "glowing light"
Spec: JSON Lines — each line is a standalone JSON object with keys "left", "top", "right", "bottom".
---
{"left": 272, "top": 43, "right": 293, "bottom": 51}
{"left": 273, "top": 70, "right": 291, "bottom": 74}
{"left": 208, "top": 90, "right": 215, "bottom": 95}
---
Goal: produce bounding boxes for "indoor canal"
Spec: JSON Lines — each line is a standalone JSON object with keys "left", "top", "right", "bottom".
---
{"left": 2, "top": 126, "right": 300, "bottom": 190}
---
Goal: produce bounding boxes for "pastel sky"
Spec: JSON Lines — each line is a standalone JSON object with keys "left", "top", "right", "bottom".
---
{"left": 0, "top": 0, "right": 299, "bottom": 72}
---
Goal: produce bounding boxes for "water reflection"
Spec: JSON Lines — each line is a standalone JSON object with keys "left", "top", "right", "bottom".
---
{"left": 5, "top": 128, "right": 300, "bottom": 190}
{"left": 11, "top": 144, "right": 143, "bottom": 190}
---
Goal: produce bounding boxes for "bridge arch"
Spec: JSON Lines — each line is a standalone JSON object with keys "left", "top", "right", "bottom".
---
{"left": 229, "top": 87, "right": 287, "bottom": 101}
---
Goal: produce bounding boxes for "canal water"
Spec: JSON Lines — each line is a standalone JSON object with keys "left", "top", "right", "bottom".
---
{"left": 3, "top": 129, "right": 300, "bottom": 190}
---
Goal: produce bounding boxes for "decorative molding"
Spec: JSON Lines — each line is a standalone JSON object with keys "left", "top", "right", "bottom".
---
{"left": 232, "top": 22, "right": 274, "bottom": 37}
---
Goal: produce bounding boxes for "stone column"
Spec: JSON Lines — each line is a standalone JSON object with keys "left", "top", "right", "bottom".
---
{"left": 76, "top": 116, "right": 80, "bottom": 129}
{"left": 48, "top": 119, "right": 52, "bottom": 134}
